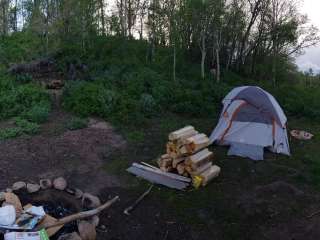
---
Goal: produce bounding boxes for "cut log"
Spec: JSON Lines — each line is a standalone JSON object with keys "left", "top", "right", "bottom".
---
{"left": 200, "top": 165, "right": 221, "bottom": 186}
{"left": 159, "top": 158, "right": 173, "bottom": 168}
{"left": 186, "top": 134, "right": 210, "bottom": 153}
{"left": 177, "top": 163, "right": 186, "bottom": 175}
{"left": 176, "top": 130, "right": 199, "bottom": 145}
{"left": 169, "top": 126, "right": 195, "bottom": 141}
{"left": 172, "top": 157, "right": 186, "bottom": 168}
{"left": 185, "top": 148, "right": 213, "bottom": 170}
{"left": 160, "top": 166, "right": 174, "bottom": 172}
{"left": 189, "top": 162, "right": 213, "bottom": 176}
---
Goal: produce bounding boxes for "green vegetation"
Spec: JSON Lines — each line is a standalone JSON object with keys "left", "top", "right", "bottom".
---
{"left": 67, "top": 117, "right": 88, "bottom": 130}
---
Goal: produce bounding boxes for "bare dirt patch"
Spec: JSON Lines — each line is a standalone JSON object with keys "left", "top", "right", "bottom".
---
{"left": 0, "top": 112, "right": 126, "bottom": 193}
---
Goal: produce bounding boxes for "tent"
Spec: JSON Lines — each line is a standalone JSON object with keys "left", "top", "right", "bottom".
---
{"left": 210, "top": 86, "right": 290, "bottom": 160}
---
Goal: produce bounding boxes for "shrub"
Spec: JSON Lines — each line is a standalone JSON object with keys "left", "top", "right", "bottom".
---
{"left": 0, "top": 127, "right": 21, "bottom": 140}
{"left": 22, "top": 104, "right": 50, "bottom": 124}
{"left": 63, "top": 81, "right": 118, "bottom": 117}
{"left": 14, "top": 117, "right": 40, "bottom": 135}
{"left": 139, "top": 94, "right": 158, "bottom": 117}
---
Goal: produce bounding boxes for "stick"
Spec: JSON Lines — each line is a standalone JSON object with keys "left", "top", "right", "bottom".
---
{"left": 37, "top": 196, "right": 119, "bottom": 230}
{"left": 124, "top": 185, "right": 153, "bottom": 216}
{"left": 307, "top": 210, "right": 320, "bottom": 219}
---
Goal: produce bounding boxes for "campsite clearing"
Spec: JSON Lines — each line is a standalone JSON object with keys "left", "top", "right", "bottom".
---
{"left": 1, "top": 111, "right": 320, "bottom": 239}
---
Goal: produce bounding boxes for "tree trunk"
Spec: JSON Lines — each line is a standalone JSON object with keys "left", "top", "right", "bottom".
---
{"left": 200, "top": 31, "right": 206, "bottom": 79}
{"left": 216, "top": 48, "right": 220, "bottom": 83}
{"left": 99, "top": 0, "right": 105, "bottom": 35}
{"left": 173, "top": 43, "right": 176, "bottom": 82}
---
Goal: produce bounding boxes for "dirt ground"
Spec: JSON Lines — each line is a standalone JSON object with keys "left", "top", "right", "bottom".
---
{"left": 1, "top": 111, "right": 320, "bottom": 240}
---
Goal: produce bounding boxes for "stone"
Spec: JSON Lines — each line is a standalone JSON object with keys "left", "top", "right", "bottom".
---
{"left": 57, "top": 232, "right": 82, "bottom": 240}
{"left": 65, "top": 188, "right": 75, "bottom": 195}
{"left": 53, "top": 177, "right": 67, "bottom": 191}
{"left": 40, "top": 179, "right": 52, "bottom": 189}
{"left": 27, "top": 183, "right": 41, "bottom": 193}
{"left": 12, "top": 181, "right": 26, "bottom": 192}
{"left": 74, "top": 189, "right": 83, "bottom": 199}
{"left": 78, "top": 221, "right": 97, "bottom": 240}
{"left": 90, "top": 215, "right": 100, "bottom": 227}
{"left": 82, "top": 193, "right": 101, "bottom": 209}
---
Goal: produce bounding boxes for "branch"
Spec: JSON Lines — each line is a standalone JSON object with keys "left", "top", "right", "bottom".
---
{"left": 36, "top": 196, "right": 120, "bottom": 230}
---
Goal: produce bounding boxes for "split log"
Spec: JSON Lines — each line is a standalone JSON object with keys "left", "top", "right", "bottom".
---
{"left": 189, "top": 162, "right": 213, "bottom": 176}
{"left": 185, "top": 148, "right": 213, "bottom": 170}
{"left": 186, "top": 134, "right": 210, "bottom": 153}
{"left": 169, "top": 126, "right": 195, "bottom": 141}
{"left": 160, "top": 166, "right": 174, "bottom": 172}
{"left": 36, "top": 196, "right": 119, "bottom": 230}
{"left": 177, "top": 163, "right": 186, "bottom": 175}
{"left": 200, "top": 165, "right": 221, "bottom": 186}
{"left": 172, "top": 157, "right": 186, "bottom": 168}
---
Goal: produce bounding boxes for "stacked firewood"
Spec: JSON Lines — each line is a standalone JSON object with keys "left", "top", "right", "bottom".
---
{"left": 157, "top": 126, "right": 221, "bottom": 187}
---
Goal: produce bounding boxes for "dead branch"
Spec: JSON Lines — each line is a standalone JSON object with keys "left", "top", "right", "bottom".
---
{"left": 124, "top": 185, "right": 153, "bottom": 215}
{"left": 37, "top": 196, "right": 119, "bottom": 230}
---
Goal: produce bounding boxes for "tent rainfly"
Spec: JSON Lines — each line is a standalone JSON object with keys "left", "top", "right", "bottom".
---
{"left": 210, "top": 86, "right": 290, "bottom": 160}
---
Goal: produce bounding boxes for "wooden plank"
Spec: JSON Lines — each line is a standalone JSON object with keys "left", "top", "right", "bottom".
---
{"left": 169, "top": 126, "right": 195, "bottom": 141}
{"left": 127, "top": 166, "right": 189, "bottom": 190}
{"left": 132, "top": 163, "right": 191, "bottom": 182}
{"left": 201, "top": 165, "right": 221, "bottom": 186}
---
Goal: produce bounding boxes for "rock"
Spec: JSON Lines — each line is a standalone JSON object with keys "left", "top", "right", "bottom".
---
{"left": 65, "top": 188, "right": 75, "bottom": 195}
{"left": 74, "top": 189, "right": 83, "bottom": 199}
{"left": 82, "top": 193, "right": 101, "bottom": 209}
{"left": 6, "top": 188, "right": 12, "bottom": 193}
{"left": 12, "top": 182, "right": 26, "bottom": 192}
{"left": 27, "top": 183, "right": 41, "bottom": 193}
{"left": 90, "top": 215, "right": 99, "bottom": 227}
{"left": 57, "top": 232, "right": 82, "bottom": 240}
{"left": 53, "top": 177, "right": 67, "bottom": 191}
{"left": 78, "top": 221, "right": 97, "bottom": 240}
{"left": 40, "top": 179, "right": 52, "bottom": 189}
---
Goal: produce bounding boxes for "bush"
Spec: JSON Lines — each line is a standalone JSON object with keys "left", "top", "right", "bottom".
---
{"left": 0, "top": 76, "right": 51, "bottom": 121}
{"left": 0, "top": 127, "right": 21, "bottom": 140}
{"left": 63, "top": 81, "right": 118, "bottom": 117}
{"left": 139, "top": 94, "right": 158, "bottom": 117}
{"left": 22, "top": 104, "right": 50, "bottom": 124}
{"left": 14, "top": 117, "right": 40, "bottom": 135}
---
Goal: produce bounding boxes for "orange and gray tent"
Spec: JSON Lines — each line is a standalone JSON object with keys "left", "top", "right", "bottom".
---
{"left": 210, "top": 86, "right": 290, "bottom": 160}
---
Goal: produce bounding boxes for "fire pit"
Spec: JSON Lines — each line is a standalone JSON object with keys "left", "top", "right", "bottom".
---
{"left": 0, "top": 177, "right": 119, "bottom": 240}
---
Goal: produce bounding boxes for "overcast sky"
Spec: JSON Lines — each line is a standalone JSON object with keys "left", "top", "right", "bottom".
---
{"left": 296, "top": 0, "right": 320, "bottom": 72}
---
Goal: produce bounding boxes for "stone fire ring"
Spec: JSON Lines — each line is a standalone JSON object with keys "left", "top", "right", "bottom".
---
{"left": 0, "top": 177, "right": 114, "bottom": 240}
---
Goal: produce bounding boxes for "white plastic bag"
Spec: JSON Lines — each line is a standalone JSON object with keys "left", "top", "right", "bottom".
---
{"left": 0, "top": 205, "right": 16, "bottom": 226}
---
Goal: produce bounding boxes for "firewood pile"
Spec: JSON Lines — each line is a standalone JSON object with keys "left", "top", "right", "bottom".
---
{"left": 157, "top": 126, "right": 221, "bottom": 187}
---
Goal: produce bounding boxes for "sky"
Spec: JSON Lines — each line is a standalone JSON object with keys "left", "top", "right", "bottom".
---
{"left": 296, "top": 0, "right": 320, "bottom": 73}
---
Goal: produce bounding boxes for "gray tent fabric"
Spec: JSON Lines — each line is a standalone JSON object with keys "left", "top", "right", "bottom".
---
{"left": 210, "top": 86, "right": 290, "bottom": 160}
{"left": 228, "top": 143, "right": 264, "bottom": 161}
